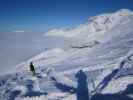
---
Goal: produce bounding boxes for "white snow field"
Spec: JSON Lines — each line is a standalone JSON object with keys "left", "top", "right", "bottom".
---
{"left": 0, "top": 9, "right": 133, "bottom": 100}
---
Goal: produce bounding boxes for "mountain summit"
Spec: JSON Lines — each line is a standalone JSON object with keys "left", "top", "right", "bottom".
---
{"left": 45, "top": 9, "right": 133, "bottom": 39}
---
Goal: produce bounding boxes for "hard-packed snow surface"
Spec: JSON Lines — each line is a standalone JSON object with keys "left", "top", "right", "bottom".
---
{"left": 0, "top": 9, "right": 133, "bottom": 100}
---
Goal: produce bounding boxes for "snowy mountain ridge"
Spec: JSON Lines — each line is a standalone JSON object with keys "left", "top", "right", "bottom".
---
{"left": 45, "top": 9, "right": 133, "bottom": 39}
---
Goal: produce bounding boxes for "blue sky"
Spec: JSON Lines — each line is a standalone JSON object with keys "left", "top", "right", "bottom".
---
{"left": 0, "top": 0, "right": 133, "bottom": 32}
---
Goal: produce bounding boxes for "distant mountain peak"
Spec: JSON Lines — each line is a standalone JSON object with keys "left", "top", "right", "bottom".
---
{"left": 116, "top": 9, "right": 133, "bottom": 15}
{"left": 45, "top": 9, "right": 133, "bottom": 38}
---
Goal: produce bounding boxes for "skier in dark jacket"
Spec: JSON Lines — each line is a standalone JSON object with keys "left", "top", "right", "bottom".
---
{"left": 29, "top": 62, "right": 36, "bottom": 76}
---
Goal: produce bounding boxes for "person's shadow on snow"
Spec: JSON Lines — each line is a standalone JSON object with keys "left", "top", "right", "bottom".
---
{"left": 75, "top": 70, "right": 89, "bottom": 100}
{"left": 97, "top": 69, "right": 119, "bottom": 92}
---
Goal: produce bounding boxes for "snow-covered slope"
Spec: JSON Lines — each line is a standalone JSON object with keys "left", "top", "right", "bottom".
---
{"left": 0, "top": 9, "right": 133, "bottom": 100}
{"left": 45, "top": 9, "right": 133, "bottom": 39}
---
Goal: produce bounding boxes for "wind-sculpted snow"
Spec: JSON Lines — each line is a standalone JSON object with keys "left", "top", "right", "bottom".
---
{"left": 0, "top": 9, "right": 133, "bottom": 100}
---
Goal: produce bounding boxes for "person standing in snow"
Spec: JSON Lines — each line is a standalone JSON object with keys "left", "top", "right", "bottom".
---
{"left": 29, "top": 62, "right": 36, "bottom": 76}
